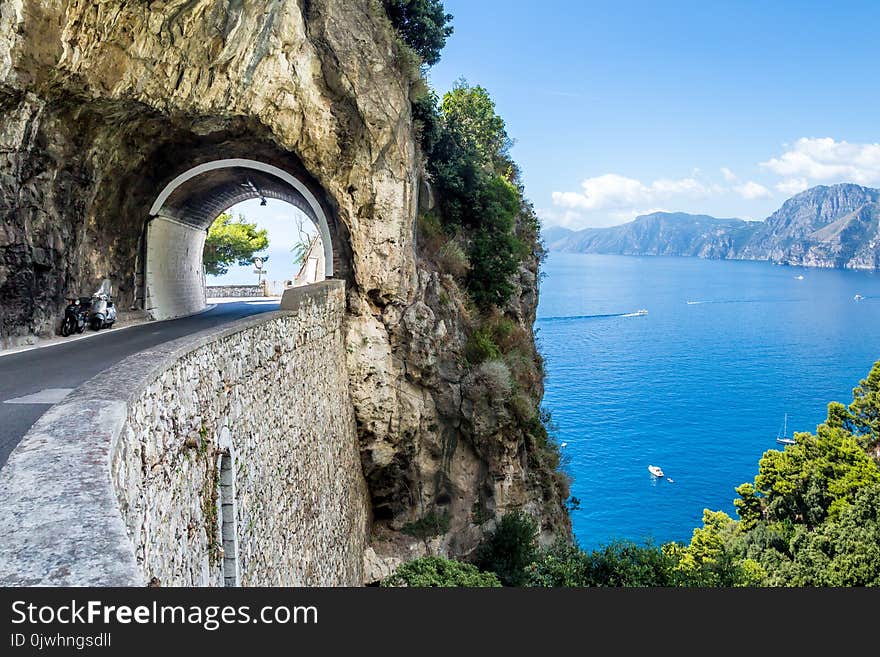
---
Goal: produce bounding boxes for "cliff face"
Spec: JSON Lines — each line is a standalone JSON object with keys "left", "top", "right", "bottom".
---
{"left": 0, "top": 0, "right": 567, "bottom": 571}
{"left": 550, "top": 184, "right": 880, "bottom": 270}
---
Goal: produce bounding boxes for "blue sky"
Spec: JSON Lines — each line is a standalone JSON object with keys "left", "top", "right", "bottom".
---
{"left": 427, "top": 0, "right": 880, "bottom": 228}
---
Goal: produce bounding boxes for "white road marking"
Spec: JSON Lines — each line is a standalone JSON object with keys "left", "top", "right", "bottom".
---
{"left": 4, "top": 388, "right": 74, "bottom": 404}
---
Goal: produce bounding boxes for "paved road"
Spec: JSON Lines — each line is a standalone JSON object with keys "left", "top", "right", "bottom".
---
{"left": 0, "top": 300, "right": 279, "bottom": 468}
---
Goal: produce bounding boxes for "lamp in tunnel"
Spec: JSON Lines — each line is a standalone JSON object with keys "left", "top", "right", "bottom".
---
{"left": 242, "top": 178, "right": 267, "bottom": 206}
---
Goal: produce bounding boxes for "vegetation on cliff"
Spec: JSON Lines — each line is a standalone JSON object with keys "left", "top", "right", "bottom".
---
{"left": 382, "top": 0, "right": 453, "bottom": 66}
{"left": 385, "top": 360, "right": 880, "bottom": 586}
{"left": 378, "top": 0, "right": 570, "bottom": 549}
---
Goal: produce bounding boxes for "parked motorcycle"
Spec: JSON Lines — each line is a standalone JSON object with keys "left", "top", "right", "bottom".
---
{"left": 60, "top": 297, "right": 90, "bottom": 336}
{"left": 88, "top": 292, "right": 117, "bottom": 331}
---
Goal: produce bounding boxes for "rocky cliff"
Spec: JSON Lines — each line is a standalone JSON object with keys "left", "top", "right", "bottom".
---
{"left": 0, "top": 0, "right": 568, "bottom": 575}
{"left": 549, "top": 184, "right": 880, "bottom": 270}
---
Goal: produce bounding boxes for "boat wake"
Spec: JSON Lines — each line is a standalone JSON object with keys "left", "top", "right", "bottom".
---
{"left": 686, "top": 298, "right": 801, "bottom": 305}
{"left": 539, "top": 310, "right": 648, "bottom": 322}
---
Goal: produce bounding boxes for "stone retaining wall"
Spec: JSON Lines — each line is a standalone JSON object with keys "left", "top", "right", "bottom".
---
{"left": 206, "top": 285, "right": 265, "bottom": 298}
{"left": 0, "top": 280, "right": 370, "bottom": 586}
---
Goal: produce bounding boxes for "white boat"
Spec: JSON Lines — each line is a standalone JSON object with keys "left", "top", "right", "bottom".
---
{"left": 648, "top": 465, "right": 664, "bottom": 477}
{"left": 775, "top": 413, "right": 796, "bottom": 446}
{"left": 854, "top": 294, "right": 864, "bottom": 301}
{"left": 634, "top": 309, "right": 648, "bottom": 316}
{"left": 795, "top": 275, "right": 804, "bottom": 280}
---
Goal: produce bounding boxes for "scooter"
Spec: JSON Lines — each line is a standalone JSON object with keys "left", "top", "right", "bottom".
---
{"left": 88, "top": 292, "right": 117, "bottom": 331}
{"left": 60, "top": 297, "right": 90, "bottom": 336}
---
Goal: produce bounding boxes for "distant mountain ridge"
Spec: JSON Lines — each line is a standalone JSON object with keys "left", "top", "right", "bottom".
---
{"left": 546, "top": 183, "right": 880, "bottom": 270}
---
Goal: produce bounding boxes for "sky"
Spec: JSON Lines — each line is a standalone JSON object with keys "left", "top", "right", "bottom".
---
{"left": 426, "top": 0, "right": 880, "bottom": 229}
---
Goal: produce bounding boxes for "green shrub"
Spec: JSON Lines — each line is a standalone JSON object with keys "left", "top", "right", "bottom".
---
{"left": 466, "top": 176, "right": 526, "bottom": 310}
{"left": 475, "top": 511, "right": 539, "bottom": 586}
{"left": 527, "top": 540, "right": 678, "bottom": 587}
{"left": 465, "top": 327, "right": 501, "bottom": 364}
{"left": 411, "top": 87, "right": 442, "bottom": 154}
{"left": 401, "top": 510, "right": 450, "bottom": 538}
{"left": 382, "top": 0, "right": 453, "bottom": 67}
{"left": 382, "top": 556, "right": 501, "bottom": 587}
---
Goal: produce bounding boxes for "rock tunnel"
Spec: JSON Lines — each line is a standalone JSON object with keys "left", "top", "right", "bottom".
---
{"left": 144, "top": 158, "right": 336, "bottom": 319}
{"left": 0, "top": 0, "right": 570, "bottom": 564}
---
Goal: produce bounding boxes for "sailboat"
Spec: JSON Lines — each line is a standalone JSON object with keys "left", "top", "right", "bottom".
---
{"left": 775, "top": 413, "right": 795, "bottom": 446}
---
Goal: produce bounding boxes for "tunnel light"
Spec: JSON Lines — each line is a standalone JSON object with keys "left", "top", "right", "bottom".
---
{"left": 242, "top": 178, "right": 267, "bottom": 205}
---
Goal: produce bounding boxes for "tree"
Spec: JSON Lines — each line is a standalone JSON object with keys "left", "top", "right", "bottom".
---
{"left": 289, "top": 213, "right": 314, "bottom": 267}
{"left": 475, "top": 511, "right": 539, "bottom": 586}
{"left": 749, "top": 424, "right": 880, "bottom": 527}
{"left": 670, "top": 510, "right": 765, "bottom": 586}
{"left": 424, "top": 82, "right": 526, "bottom": 310}
{"left": 844, "top": 360, "right": 880, "bottom": 449}
{"left": 382, "top": 556, "right": 500, "bottom": 587}
{"left": 383, "top": 0, "right": 453, "bottom": 66}
{"left": 202, "top": 213, "right": 269, "bottom": 276}
{"left": 439, "top": 81, "right": 511, "bottom": 167}
{"left": 783, "top": 483, "right": 880, "bottom": 586}
{"left": 466, "top": 176, "right": 524, "bottom": 309}
{"left": 527, "top": 539, "right": 678, "bottom": 587}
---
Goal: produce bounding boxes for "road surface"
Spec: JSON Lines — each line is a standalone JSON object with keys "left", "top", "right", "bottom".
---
{"left": 0, "top": 299, "right": 279, "bottom": 468}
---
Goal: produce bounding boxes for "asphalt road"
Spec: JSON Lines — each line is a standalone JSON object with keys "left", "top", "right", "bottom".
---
{"left": 0, "top": 300, "right": 279, "bottom": 469}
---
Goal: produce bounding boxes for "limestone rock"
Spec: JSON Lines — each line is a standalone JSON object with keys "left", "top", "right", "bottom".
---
{"left": 0, "top": 0, "right": 570, "bottom": 570}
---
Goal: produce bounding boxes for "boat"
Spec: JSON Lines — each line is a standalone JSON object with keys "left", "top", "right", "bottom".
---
{"left": 666, "top": 477, "right": 674, "bottom": 483}
{"left": 634, "top": 309, "right": 648, "bottom": 316}
{"left": 795, "top": 275, "right": 804, "bottom": 280}
{"left": 854, "top": 294, "right": 864, "bottom": 301}
{"left": 775, "top": 413, "right": 796, "bottom": 446}
{"left": 648, "top": 465, "right": 664, "bottom": 477}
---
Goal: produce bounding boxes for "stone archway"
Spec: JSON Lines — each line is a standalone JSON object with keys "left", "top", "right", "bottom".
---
{"left": 143, "top": 158, "right": 336, "bottom": 320}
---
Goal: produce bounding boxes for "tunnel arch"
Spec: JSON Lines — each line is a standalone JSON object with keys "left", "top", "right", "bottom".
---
{"left": 149, "top": 158, "right": 334, "bottom": 276}
{"left": 143, "top": 158, "right": 337, "bottom": 320}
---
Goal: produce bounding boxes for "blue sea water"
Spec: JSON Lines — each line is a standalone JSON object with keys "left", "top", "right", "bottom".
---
{"left": 536, "top": 252, "right": 880, "bottom": 550}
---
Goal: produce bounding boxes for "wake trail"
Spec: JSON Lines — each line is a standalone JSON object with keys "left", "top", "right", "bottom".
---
{"left": 685, "top": 298, "right": 804, "bottom": 305}
{"left": 538, "top": 311, "right": 647, "bottom": 322}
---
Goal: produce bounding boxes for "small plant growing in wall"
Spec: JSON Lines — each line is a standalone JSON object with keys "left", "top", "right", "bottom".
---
{"left": 401, "top": 510, "right": 450, "bottom": 539}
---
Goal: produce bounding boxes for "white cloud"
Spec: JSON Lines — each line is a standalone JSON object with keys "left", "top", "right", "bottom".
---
{"left": 552, "top": 173, "right": 717, "bottom": 212}
{"left": 775, "top": 178, "right": 810, "bottom": 196}
{"left": 550, "top": 172, "right": 724, "bottom": 228}
{"left": 721, "top": 167, "right": 738, "bottom": 182}
{"left": 733, "top": 181, "right": 772, "bottom": 200}
{"left": 760, "top": 137, "right": 880, "bottom": 186}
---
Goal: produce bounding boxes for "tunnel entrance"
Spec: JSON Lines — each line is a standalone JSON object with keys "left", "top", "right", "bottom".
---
{"left": 143, "top": 158, "right": 335, "bottom": 320}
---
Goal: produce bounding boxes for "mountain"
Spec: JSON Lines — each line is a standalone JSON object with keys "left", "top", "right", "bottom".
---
{"left": 541, "top": 225, "right": 575, "bottom": 245}
{"left": 546, "top": 212, "right": 758, "bottom": 259}
{"left": 546, "top": 184, "right": 880, "bottom": 270}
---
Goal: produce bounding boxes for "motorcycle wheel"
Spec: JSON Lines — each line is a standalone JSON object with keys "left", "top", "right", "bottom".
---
{"left": 91, "top": 319, "right": 103, "bottom": 331}
{"left": 60, "top": 319, "right": 72, "bottom": 337}
{"left": 76, "top": 322, "right": 86, "bottom": 334}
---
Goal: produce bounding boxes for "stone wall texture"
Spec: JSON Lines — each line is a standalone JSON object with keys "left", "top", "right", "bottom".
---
{"left": 145, "top": 216, "right": 208, "bottom": 320}
{"left": 207, "top": 285, "right": 265, "bottom": 298}
{"left": 0, "top": 281, "right": 370, "bottom": 586}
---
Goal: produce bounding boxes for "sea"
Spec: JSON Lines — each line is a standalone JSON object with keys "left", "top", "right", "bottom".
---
{"left": 536, "top": 252, "right": 880, "bottom": 550}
